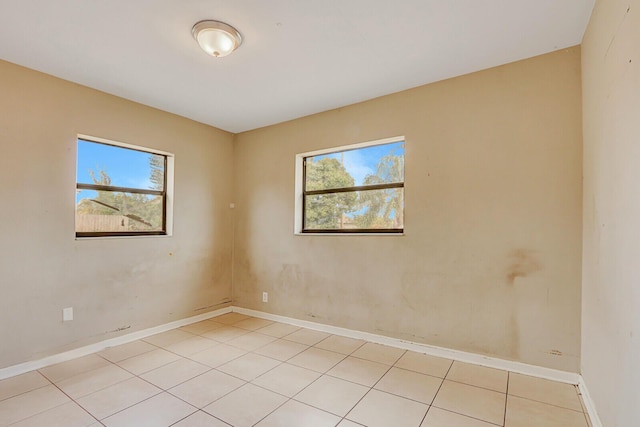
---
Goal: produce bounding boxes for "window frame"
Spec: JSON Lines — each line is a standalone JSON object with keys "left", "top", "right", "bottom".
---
{"left": 75, "top": 134, "right": 174, "bottom": 238}
{"left": 294, "top": 136, "right": 405, "bottom": 235}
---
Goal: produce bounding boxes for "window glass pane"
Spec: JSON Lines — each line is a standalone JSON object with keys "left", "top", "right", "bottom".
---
{"left": 76, "top": 189, "right": 164, "bottom": 232}
{"left": 305, "top": 188, "right": 404, "bottom": 230}
{"left": 305, "top": 141, "right": 404, "bottom": 191}
{"left": 77, "top": 139, "right": 165, "bottom": 191}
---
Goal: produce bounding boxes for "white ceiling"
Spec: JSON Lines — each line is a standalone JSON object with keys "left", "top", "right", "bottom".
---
{"left": 0, "top": 0, "right": 594, "bottom": 133}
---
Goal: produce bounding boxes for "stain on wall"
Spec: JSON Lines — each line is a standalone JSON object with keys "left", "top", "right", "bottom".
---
{"left": 506, "top": 249, "right": 542, "bottom": 285}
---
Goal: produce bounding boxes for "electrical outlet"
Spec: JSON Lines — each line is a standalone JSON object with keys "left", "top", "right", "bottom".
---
{"left": 62, "top": 307, "right": 73, "bottom": 321}
{"left": 262, "top": 292, "right": 268, "bottom": 303}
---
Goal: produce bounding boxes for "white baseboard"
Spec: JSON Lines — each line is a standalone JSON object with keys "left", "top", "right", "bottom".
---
{"left": 578, "top": 376, "right": 603, "bottom": 427}
{"left": 233, "top": 307, "right": 581, "bottom": 385}
{"left": 0, "top": 306, "right": 231, "bottom": 380}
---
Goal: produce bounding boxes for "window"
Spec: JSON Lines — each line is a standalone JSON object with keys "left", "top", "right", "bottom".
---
{"left": 295, "top": 137, "right": 405, "bottom": 234}
{"left": 75, "top": 136, "right": 174, "bottom": 237}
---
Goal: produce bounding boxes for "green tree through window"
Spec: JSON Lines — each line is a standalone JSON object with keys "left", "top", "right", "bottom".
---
{"left": 304, "top": 158, "right": 358, "bottom": 229}
{"left": 302, "top": 139, "right": 404, "bottom": 233}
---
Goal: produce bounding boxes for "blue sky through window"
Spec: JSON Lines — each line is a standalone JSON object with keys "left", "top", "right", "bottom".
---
{"left": 76, "top": 139, "right": 161, "bottom": 204}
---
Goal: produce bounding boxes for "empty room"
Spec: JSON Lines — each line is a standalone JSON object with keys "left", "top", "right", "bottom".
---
{"left": 0, "top": 0, "right": 637, "bottom": 426}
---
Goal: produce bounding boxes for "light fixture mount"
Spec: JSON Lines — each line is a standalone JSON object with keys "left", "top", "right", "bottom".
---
{"left": 192, "top": 20, "right": 242, "bottom": 58}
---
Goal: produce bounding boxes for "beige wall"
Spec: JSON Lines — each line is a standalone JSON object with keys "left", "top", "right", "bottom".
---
{"left": 581, "top": 0, "right": 640, "bottom": 425}
{"left": 0, "top": 60, "right": 234, "bottom": 369}
{"left": 0, "top": 44, "right": 585, "bottom": 374}
{"left": 233, "top": 47, "right": 583, "bottom": 371}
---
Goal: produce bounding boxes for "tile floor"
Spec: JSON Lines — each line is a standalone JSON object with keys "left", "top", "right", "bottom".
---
{"left": 0, "top": 313, "right": 593, "bottom": 427}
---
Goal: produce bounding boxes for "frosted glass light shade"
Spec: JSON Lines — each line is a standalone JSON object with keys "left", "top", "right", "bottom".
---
{"left": 192, "top": 20, "right": 242, "bottom": 58}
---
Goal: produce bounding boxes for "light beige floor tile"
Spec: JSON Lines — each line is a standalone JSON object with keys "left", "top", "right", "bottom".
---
{"left": 283, "top": 328, "right": 331, "bottom": 346}
{"left": 180, "top": 320, "right": 224, "bottom": 335}
{"left": 203, "top": 383, "right": 287, "bottom": 427}
{"left": 172, "top": 410, "right": 231, "bottom": 426}
{"left": 98, "top": 340, "right": 157, "bottom": 363}
{"left": 217, "top": 353, "right": 281, "bottom": 381}
{"left": 201, "top": 326, "right": 250, "bottom": 342}
{"left": 505, "top": 395, "right": 588, "bottom": 427}
{"left": 432, "top": 380, "right": 506, "bottom": 425}
{"left": 9, "top": 401, "right": 96, "bottom": 427}
{"left": 255, "top": 322, "right": 301, "bottom": 338}
{"left": 169, "top": 369, "right": 245, "bottom": 408}
{"left": 143, "top": 329, "right": 195, "bottom": 348}
{"left": 252, "top": 363, "right": 321, "bottom": 397}
{"left": 347, "top": 389, "right": 428, "bottom": 427}
{"left": 294, "top": 375, "right": 369, "bottom": 417}
{"left": 164, "top": 336, "right": 219, "bottom": 357}
{"left": 446, "top": 361, "right": 508, "bottom": 392}
{"left": 140, "top": 358, "right": 210, "bottom": 390}
{"left": 421, "top": 407, "right": 497, "bottom": 427}
{"left": 508, "top": 373, "right": 582, "bottom": 411}
{"left": 226, "top": 332, "right": 277, "bottom": 351}
{"left": 0, "top": 384, "right": 70, "bottom": 425}
{"left": 0, "top": 371, "right": 50, "bottom": 401}
{"left": 314, "top": 335, "right": 365, "bottom": 355}
{"left": 56, "top": 364, "right": 133, "bottom": 399}
{"left": 326, "top": 356, "right": 389, "bottom": 387}
{"left": 77, "top": 376, "right": 161, "bottom": 420}
{"left": 189, "top": 344, "right": 247, "bottom": 368}
{"left": 117, "top": 348, "right": 182, "bottom": 375}
{"left": 102, "top": 392, "right": 196, "bottom": 427}
{"left": 337, "top": 420, "right": 363, "bottom": 427}
{"left": 394, "top": 352, "right": 453, "bottom": 378}
{"left": 39, "top": 354, "right": 111, "bottom": 383}
{"left": 287, "top": 347, "right": 346, "bottom": 373}
{"left": 254, "top": 339, "right": 309, "bottom": 361}
{"left": 256, "top": 399, "right": 341, "bottom": 427}
{"left": 375, "top": 367, "right": 442, "bottom": 404}
{"left": 212, "top": 312, "right": 251, "bottom": 325}
{"left": 351, "top": 342, "right": 405, "bottom": 365}
{"left": 233, "top": 317, "right": 274, "bottom": 331}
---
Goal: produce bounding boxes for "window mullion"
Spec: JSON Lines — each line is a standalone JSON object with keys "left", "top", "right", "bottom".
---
{"left": 76, "top": 183, "right": 164, "bottom": 196}
{"left": 304, "top": 181, "right": 403, "bottom": 196}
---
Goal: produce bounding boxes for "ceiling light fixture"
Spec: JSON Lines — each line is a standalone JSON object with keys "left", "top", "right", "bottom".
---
{"left": 192, "top": 20, "right": 242, "bottom": 58}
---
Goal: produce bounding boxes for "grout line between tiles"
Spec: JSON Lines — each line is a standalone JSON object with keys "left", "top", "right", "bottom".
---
{"left": 419, "top": 357, "right": 454, "bottom": 426}
{"left": 507, "top": 392, "right": 586, "bottom": 413}
{"left": 503, "top": 371, "right": 510, "bottom": 426}
{"left": 427, "top": 406, "right": 504, "bottom": 427}
{"left": 71, "top": 375, "right": 163, "bottom": 422}
{"left": 0, "top": 381, "right": 52, "bottom": 404}
{"left": 46, "top": 381, "right": 102, "bottom": 426}
{"left": 338, "top": 354, "right": 397, "bottom": 424}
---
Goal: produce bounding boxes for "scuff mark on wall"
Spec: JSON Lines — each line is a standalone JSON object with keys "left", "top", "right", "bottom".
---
{"left": 233, "top": 249, "right": 258, "bottom": 304}
{"left": 210, "top": 253, "right": 232, "bottom": 285}
{"left": 604, "top": 4, "right": 631, "bottom": 60}
{"left": 108, "top": 325, "right": 131, "bottom": 333}
{"left": 193, "top": 299, "right": 232, "bottom": 312}
{"left": 374, "top": 328, "right": 435, "bottom": 343}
